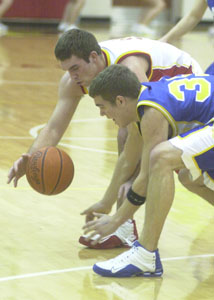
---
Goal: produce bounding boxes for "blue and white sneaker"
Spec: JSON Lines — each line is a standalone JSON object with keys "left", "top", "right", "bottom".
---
{"left": 93, "top": 241, "right": 163, "bottom": 277}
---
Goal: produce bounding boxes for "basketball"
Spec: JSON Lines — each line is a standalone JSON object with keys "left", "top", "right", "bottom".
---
{"left": 26, "top": 147, "right": 74, "bottom": 195}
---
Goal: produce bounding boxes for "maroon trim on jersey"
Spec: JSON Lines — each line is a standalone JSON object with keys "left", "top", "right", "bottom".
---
{"left": 116, "top": 52, "right": 152, "bottom": 79}
{"left": 80, "top": 85, "right": 87, "bottom": 94}
{"left": 150, "top": 65, "right": 193, "bottom": 82}
{"left": 102, "top": 50, "right": 108, "bottom": 67}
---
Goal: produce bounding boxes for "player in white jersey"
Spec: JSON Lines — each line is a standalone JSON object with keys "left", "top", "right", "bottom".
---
{"left": 7, "top": 29, "right": 202, "bottom": 250}
{"left": 99, "top": 37, "right": 202, "bottom": 83}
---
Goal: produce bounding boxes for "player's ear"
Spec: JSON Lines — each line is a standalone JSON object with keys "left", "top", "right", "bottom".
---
{"left": 89, "top": 51, "right": 98, "bottom": 62}
{"left": 116, "top": 95, "right": 126, "bottom": 107}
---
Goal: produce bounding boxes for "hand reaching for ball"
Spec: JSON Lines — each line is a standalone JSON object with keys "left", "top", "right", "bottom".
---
{"left": 7, "top": 153, "right": 31, "bottom": 187}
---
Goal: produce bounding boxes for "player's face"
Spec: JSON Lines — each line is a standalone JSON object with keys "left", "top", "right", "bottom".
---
{"left": 94, "top": 95, "right": 133, "bottom": 127}
{"left": 60, "top": 54, "right": 99, "bottom": 86}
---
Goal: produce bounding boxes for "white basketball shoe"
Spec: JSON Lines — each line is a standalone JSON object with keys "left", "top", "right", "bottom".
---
{"left": 93, "top": 240, "right": 163, "bottom": 277}
{"left": 79, "top": 219, "right": 138, "bottom": 249}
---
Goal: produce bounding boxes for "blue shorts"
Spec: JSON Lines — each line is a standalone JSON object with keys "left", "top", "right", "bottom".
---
{"left": 169, "top": 122, "right": 214, "bottom": 190}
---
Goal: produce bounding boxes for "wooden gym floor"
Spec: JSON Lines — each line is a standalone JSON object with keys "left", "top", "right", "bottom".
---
{"left": 0, "top": 23, "right": 214, "bottom": 300}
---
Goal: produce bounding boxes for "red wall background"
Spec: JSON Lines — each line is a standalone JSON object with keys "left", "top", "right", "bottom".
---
{"left": 4, "top": 0, "right": 69, "bottom": 19}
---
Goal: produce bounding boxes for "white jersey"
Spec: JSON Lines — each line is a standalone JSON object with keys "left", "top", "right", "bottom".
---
{"left": 100, "top": 37, "right": 202, "bottom": 81}
{"left": 81, "top": 37, "right": 202, "bottom": 94}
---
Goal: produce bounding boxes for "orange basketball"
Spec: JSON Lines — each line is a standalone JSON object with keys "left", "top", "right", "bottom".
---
{"left": 26, "top": 146, "right": 74, "bottom": 195}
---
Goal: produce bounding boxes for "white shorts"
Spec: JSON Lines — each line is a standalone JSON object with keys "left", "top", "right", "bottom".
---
{"left": 169, "top": 122, "right": 214, "bottom": 191}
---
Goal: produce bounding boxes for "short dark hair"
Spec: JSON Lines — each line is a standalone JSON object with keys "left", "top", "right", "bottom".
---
{"left": 54, "top": 29, "right": 102, "bottom": 62}
{"left": 89, "top": 64, "right": 141, "bottom": 103}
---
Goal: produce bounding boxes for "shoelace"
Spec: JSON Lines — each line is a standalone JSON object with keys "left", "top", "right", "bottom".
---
{"left": 113, "top": 245, "right": 139, "bottom": 266}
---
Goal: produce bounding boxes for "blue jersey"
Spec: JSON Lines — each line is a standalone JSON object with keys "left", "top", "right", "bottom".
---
{"left": 137, "top": 74, "right": 214, "bottom": 137}
{"left": 207, "top": 0, "right": 214, "bottom": 15}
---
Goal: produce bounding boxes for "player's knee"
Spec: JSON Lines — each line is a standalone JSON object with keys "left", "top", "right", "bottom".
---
{"left": 149, "top": 144, "right": 171, "bottom": 172}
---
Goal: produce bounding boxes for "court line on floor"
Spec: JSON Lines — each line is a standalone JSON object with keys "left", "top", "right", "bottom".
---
{"left": 0, "top": 253, "right": 213, "bottom": 283}
{"left": 0, "top": 80, "right": 57, "bottom": 86}
{"left": 0, "top": 136, "right": 116, "bottom": 141}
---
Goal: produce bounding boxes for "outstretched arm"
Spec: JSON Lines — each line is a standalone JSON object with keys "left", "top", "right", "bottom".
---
{"left": 7, "top": 72, "right": 83, "bottom": 186}
{"left": 83, "top": 108, "right": 169, "bottom": 242}
{"left": 81, "top": 123, "right": 143, "bottom": 222}
{"left": 160, "top": 0, "right": 207, "bottom": 43}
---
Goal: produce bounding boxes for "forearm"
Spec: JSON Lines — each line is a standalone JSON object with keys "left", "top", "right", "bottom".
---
{"left": 161, "top": 15, "right": 200, "bottom": 43}
{"left": 28, "top": 125, "right": 62, "bottom": 154}
{"left": 101, "top": 153, "right": 137, "bottom": 207}
{"left": 112, "top": 198, "right": 140, "bottom": 227}
{"left": 161, "top": 0, "right": 207, "bottom": 43}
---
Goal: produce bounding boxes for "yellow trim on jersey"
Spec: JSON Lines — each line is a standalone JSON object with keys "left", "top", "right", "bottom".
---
{"left": 101, "top": 48, "right": 111, "bottom": 66}
{"left": 137, "top": 100, "right": 178, "bottom": 137}
{"left": 175, "top": 122, "right": 206, "bottom": 140}
{"left": 114, "top": 50, "right": 149, "bottom": 64}
{"left": 204, "top": 171, "right": 214, "bottom": 183}
{"left": 136, "top": 85, "right": 147, "bottom": 119}
{"left": 81, "top": 86, "right": 88, "bottom": 94}
{"left": 192, "top": 143, "right": 214, "bottom": 177}
{"left": 114, "top": 50, "right": 153, "bottom": 80}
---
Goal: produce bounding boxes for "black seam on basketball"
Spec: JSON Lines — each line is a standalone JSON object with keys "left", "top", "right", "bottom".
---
{"left": 41, "top": 147, "right": 49, "bottom": 194}
{"left": 50, "top": 148, "right": 63, "bottom": 195}
{"left": 63, "top": 161, "right": 74, "bottom": 191}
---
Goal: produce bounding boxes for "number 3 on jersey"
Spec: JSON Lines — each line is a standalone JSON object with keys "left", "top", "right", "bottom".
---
{"left": 168, "top": 76, "right": 211, "bottom": 102}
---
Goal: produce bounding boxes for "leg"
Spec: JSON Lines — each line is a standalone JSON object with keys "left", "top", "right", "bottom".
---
{"left": 0, "top": 0, "right": 13, "bottom": 35}
{"left": 132, "top": 0, "right": 166, "bottom": 36}
{"left": 0, "top": 0, "right": 13, "bottom": 17}
{"left": 93, "top": 141, "right": 183, "bottom": 277}
{"left": 58, "top": 0, "right": 86, "bottom": 31}
{"left": 64, "top": 0, "right": 86, "bottom": 25}
{"left": 178, "top": 169, "right": 214, "bottom": 206}
{"left": 139, "top": 141, "right": 184, "bottom": 250}
{"left": 139, "top": 0, "right": 166, "bottom": 25}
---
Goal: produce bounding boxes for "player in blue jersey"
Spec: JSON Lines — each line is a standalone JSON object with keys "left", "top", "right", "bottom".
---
{"left": 160, "top": 0, "right": 214, "bottom": 75}
{"left": 83, "top": 64, "right": 214, "bottom": 277}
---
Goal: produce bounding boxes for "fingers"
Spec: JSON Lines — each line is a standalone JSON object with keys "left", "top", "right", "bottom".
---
{"left": 88, "top": 233, "right": 102, "bottom": 246}
{"left": 21, "top": 153, "right": 31, "bottom": 159}
{"left": 13, "top": 177, "right": 18, "bottom": 188}
{"left": 7, "top": 167, "right": 14, "bottom": 184}
{"left": 82, "top": 219, "right": 96, "bottom": 231}
{"left": 85, "top": 214, "right": 94, "bottom": 223}
{"left": 80, "top": 209, "right": 87, "bottom": 215}
{"left": 93, "top": 212, "right": 105, "bottom": 218}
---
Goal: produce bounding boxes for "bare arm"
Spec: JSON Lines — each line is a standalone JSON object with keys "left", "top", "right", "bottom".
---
{"left": 119, "top": 55, "right": 149, "bottom": 82}
{"left": 113, "top": 107, "right": 169, "bottom": 224}
{"left": 101, "top": 123, "right": 143, "bottom": 206}
{"left": 8, "top": 72, "right": 83, "bottom": 186}
{"left": 29, "top": 72, "right": 82, "bottom": 153}
{"left": 81, "top": 123, "right": 143, "bottom": 222}
{"left": 83, "top": 108, "right": 169, "bottom": 240}
{"left": 160, "top": 0, "right": 208, "bottom": 43}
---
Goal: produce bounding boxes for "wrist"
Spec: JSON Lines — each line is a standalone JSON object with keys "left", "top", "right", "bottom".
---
{"left": 112, "top": 211, "right": 126, "bottom": 227}
{"left": 100, "top": 199, "right": 112, "bottom": 210}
